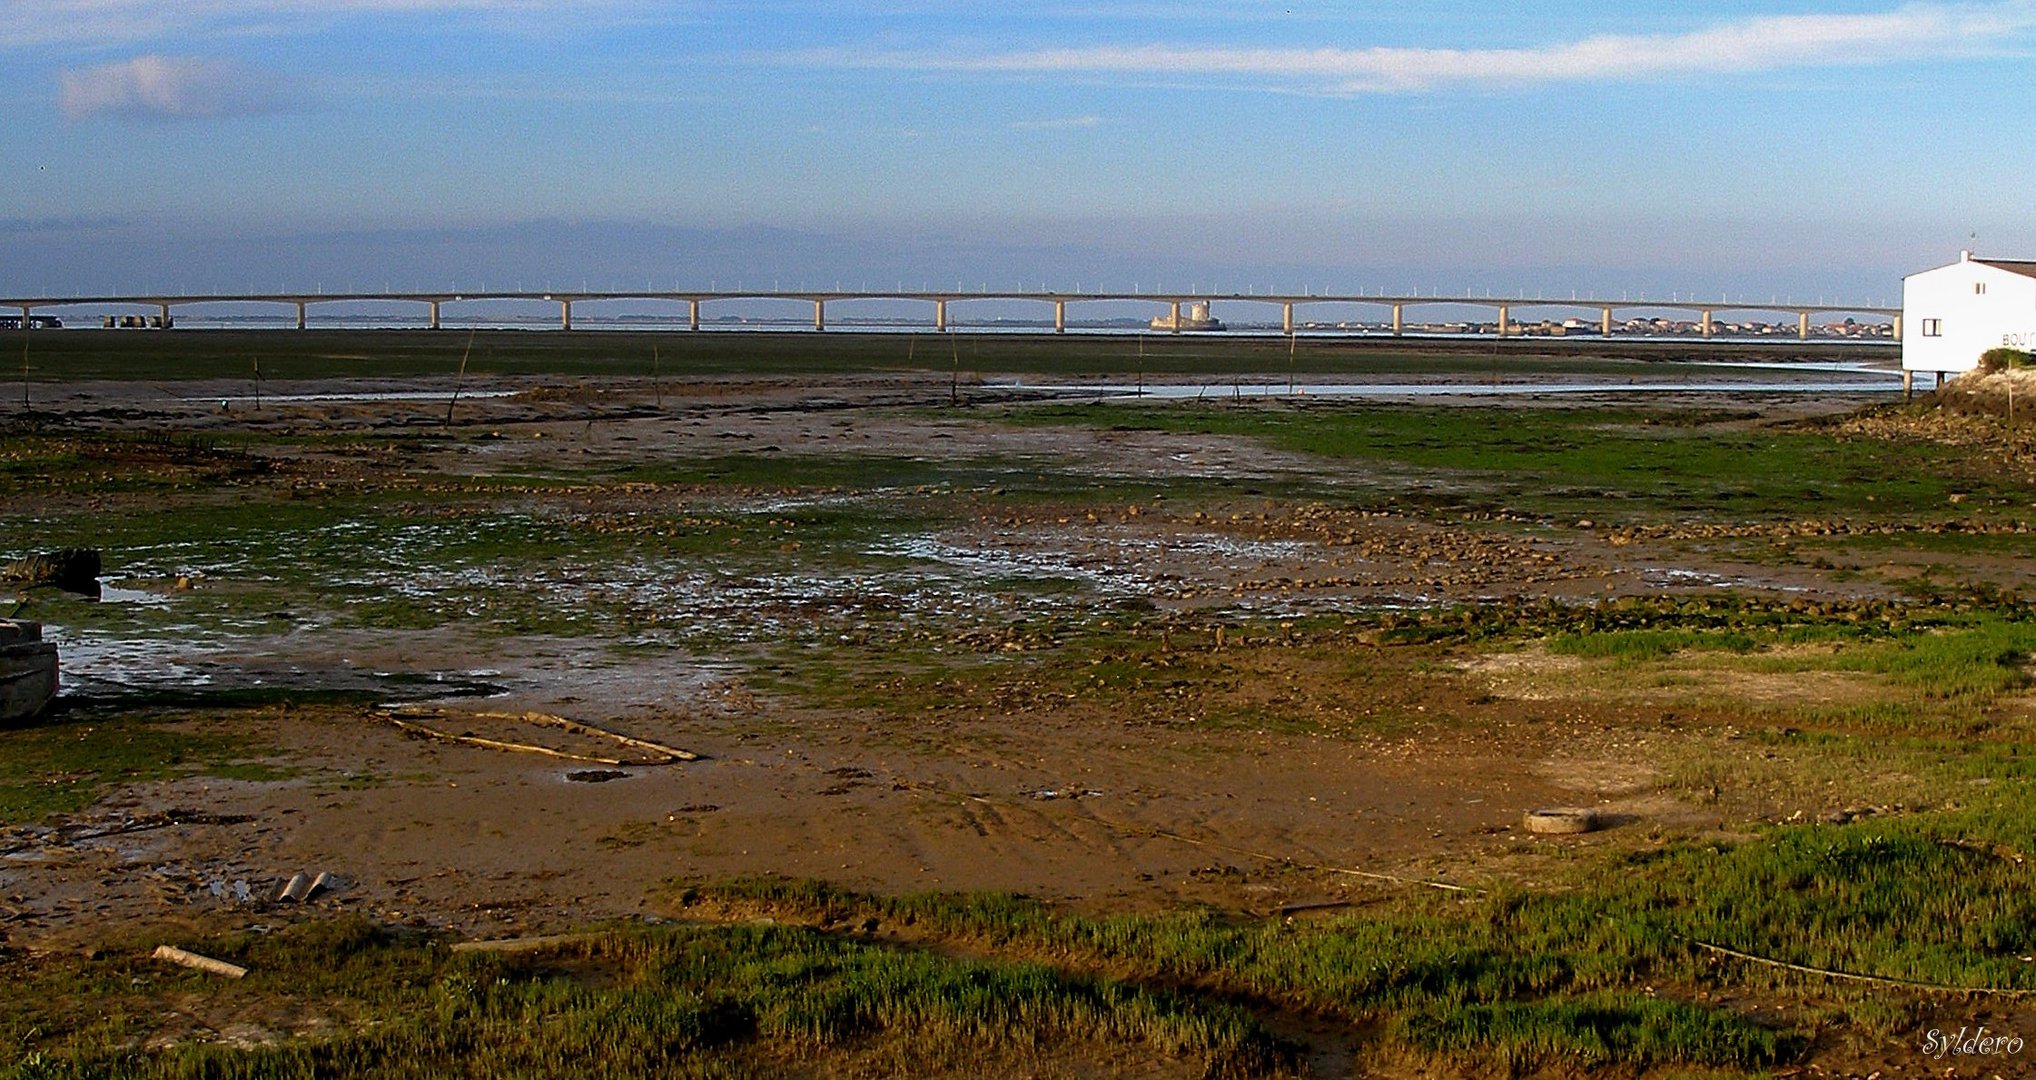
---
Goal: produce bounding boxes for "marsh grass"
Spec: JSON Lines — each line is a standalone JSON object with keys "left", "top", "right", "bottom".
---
{"left": 1008, "top": 402, "right": 2034, "bottom": 523}
{"left": 0, "top": 917, "right": 1289, "bottom": 1079}
{"left": 683, "top": 879, "right": 1797, "bottom": 1072}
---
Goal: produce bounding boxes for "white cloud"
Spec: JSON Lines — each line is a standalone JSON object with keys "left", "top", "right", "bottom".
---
{"left": 59, "top": 55, "right": 291, "bottom": 120}
{"left": 806, "top": 2, "right": 2036, "bottom": 93}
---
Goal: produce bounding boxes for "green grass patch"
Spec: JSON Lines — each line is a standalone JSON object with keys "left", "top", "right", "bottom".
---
{"left": 0, "top": 711, "right": 287, "bottom": 823}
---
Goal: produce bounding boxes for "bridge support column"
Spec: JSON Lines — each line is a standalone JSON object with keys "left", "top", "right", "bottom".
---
{"left": 428, "top": 301, "right": 441, "bottom": 331}
{"left": 295, "top": 302, "right": 307, "bottom": 330}
{"left": 18, "top": 305, "right": 29, "bottom": 328}
{"left": 1798, "top": 312, "right": 1810, "bottom": 340}
{"left": 689, "top": 299, "right": 700, "bottom": 331}
{"left": 1391, "top": 304, "right": 1403, "bottom": 336}
{"left": 1701, "top": 309, "right": 1713, "bottom": 338}
{"left": 158, "top": 302, "right": 171, "bottom": 329}
{"left": 935, "top": 299, "right": 947, "bottom": 332}
{"left": 1891, "top": 314, "right": 1902, "bottom": 341}
{"left": 813, "top": 299, "right": 824, "bottom": 331}
{"left": 1169, "top": 300, "right": 1182, "bottom": 334}
{"left": 1496, "top": 305, "right": 1509, "bottom": 337}
{"left": 1282, "top": 303, "right": 1294, "bottom": 335}
{"left": 1054, "top": 299, "right": 1066, "bottom": 334}
{"left": 1601, "top": 307, "right": 1613, "bottom": 336}
{"left": 560, "top": 300, "right": 572, "bottom": 331}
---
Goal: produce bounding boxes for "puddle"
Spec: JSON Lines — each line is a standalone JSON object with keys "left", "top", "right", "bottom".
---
{"left": 990, "top": 378, "right": 1904, "bottom": 400}
{"left": 197, "top": 390, "right": 519, "bottom": 405}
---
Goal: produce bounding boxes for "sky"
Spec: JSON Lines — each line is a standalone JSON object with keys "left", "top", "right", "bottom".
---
{"left": 5, "top": 0, "right": 2036, "bottom": 308}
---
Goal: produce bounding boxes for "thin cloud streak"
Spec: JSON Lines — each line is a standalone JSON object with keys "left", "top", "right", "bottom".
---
{"left": 805, "top": 2, "right": 2036, "bottom": 92}
{"left": 59, "top": 54, "right": 295, "bottom": 120}
{"left": 5, "top": 0, "right": 673, "bottom": 48}
{"left": 1010, "top": 115, "right": 1103, "bottom": 130}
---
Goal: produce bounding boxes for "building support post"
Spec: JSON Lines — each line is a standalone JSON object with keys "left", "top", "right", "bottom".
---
{"left": 1282, "top": 302, "right": 1294, "bottom": 335}
{"left": 1170, "top": 300, "right": 1182, "bottom": 334}
{"left": 1798, "top": 312, "right": 1810, "bottom": 340}
{"left": 1391, "top": 303, "right": 1403, "bottom": 336}
{"left": 1054, "top": 299, "right": 1066, "bottom": 334}
{"left": 689, "top": 298, "right": 701, "bottom": 331}
{"left": 1903, "top": 369, "right": 1914, "bottom": 400}
{"left": 813, "top": 299, "right": 824, "bottom": 331}
{"left": 1601, "top": 307, "right": 1613, "bottom": 336}
{"left": 1701, "top": 309, "right": 1714, "bottom": 338}
{"left": 934, "top": 299, "right": 947, "bottom": 332}
{"left": 295, "top": 302, "right": 307, "bottom": 331}
{"left": 428, "top": 301, "right": 441, "bottom": 331}
{"left": 1496, "top": 304, "right": 1509, "bottom": 338}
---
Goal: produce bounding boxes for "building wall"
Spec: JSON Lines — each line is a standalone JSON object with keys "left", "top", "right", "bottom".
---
{"left": 1902, "top": 257, "right": 2036, "bottom": 372}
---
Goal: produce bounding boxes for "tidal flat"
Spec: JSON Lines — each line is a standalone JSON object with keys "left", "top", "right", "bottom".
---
{"left": 1, "top": 331, "right": 2031, "bottom": 1078}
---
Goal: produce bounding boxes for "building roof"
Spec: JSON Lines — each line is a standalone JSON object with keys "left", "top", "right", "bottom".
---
{"left": 1976, "top": 259, "right": 2036, "bottom": 280}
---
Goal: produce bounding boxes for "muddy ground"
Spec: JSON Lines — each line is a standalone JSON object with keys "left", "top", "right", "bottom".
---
{"left": 6, "top": 368, "right": 2021, "bottom": 1076}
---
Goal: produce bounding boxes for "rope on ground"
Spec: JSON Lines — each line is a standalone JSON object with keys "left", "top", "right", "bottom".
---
{"left": 1681, "top": 937, "right": 2036, "bottom": 997}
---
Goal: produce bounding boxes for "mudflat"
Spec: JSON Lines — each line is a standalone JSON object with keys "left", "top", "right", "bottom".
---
{"left": 5, "top": 346, "right": 2034, "bottom": 1077}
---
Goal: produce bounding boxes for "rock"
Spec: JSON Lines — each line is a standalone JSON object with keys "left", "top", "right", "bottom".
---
{"left": 3, "top": 549, "right": 101, "bottom": 593}
{"left": 1523, "top": 807, "right": 1602, "bottom": 835}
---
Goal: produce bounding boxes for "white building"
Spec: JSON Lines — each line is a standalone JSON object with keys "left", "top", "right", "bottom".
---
{"left": 1902, "top": 251, "right": 2036, "bottom": 376}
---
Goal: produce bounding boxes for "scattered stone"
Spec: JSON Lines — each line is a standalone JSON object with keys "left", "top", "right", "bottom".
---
{"left": 565, "top": 769, "right": 628, "bottom": 783}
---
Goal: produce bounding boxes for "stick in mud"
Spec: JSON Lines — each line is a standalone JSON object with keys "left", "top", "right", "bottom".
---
{"left": 446, "top": 327, "right": 476, "bottom": 425}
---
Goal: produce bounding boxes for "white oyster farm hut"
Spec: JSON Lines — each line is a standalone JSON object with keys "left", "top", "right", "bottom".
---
{"left": 1902, "top": 251, "right": 2036, "bottom": 389}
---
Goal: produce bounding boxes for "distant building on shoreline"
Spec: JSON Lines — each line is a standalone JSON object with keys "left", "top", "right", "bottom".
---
{"left": 1903, "top": 251, "right": 2036, "bottom": 377}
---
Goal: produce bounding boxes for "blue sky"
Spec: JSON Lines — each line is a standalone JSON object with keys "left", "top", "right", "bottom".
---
{"left": 5, "top": 1, "right": 2035, "bottom": 305}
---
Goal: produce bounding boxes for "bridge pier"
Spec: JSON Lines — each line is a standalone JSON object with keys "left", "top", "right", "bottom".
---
{"left": 814, "top": 299, "right": 825, "bottom": 331}
{"left": 17, "top": 304, "right": 29, "bottom": 327}
{"left": 560, "top": 300, "right": 572, "bottom": 331}
{"left": 1282, "top": 302, "right": 1294, "bottom": 335}
{"left": 158, "top": 302, "right": 171, "bottom": 329}
{"left": 1701, "top": 309, "right": 1714, "bottom": 338}
{"left": 1054, "top": 299, "right": 1066, "bottom": 334}
{"left": 1496, "top": 305, "right": 1509, "bottom": 337}
{"left": 1169, "top": 300, "right": 1182, "bottom": 334}
{"left": 1601, "top": 307, "right": 1613, "bottom": 336}
{"left": 428, "top": 301, "right": 441, "bottom": 331}
{"left": 1392, "top": 303, "right": 1403, "bottom": 336}
{"left": 689, "top": 298, "right": 701, "bottom": 331}
{"left": 295, "top": 301, "right": 307, "bottom": 331}
{"left": 1798, "top": 312, "right": 1810, "bottom": 340}
{"left": 935, "top": 299, "right": 947, "bottom": 332}
{"left": 1891, "top": 314, "right": 1902, "bottom": 341}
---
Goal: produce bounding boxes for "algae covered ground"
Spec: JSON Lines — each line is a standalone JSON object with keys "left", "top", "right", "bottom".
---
{"left": 1, "top": 332, "right": 2031, "bottom": 1078}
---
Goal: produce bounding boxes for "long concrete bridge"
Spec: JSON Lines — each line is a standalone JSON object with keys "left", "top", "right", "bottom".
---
{"left": 0, "top": 289, "right": 1904, "bottom": 340}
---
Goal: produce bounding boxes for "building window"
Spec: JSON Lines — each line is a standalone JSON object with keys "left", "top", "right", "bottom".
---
{"left": 1922, "top": 318, "right": 1942, "bottom": 336}
{"left": 1976, "top": 282, "right": 1988, "bottom": 295}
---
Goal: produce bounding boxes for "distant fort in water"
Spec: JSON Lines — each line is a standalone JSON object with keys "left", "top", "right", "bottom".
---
{"left": 1150, "top": 300, "right": 1225, "bottom": 332}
